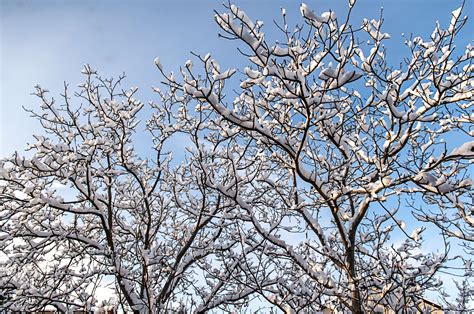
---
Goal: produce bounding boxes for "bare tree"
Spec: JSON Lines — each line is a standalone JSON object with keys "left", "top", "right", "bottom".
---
{"left": 1, "top": 1, "right": 473, "bottom": 313}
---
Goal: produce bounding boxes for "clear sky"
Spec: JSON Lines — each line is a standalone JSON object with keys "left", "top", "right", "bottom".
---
{"left": 1, "top": 0, "right": 472, "bottom": 157}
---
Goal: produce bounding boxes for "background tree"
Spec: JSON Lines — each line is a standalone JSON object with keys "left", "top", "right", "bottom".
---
{"left": 1, "top": 1, "right": 473, "bottom": 313}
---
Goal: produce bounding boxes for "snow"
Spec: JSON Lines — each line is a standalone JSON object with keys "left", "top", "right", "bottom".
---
{"left": 450, "top": 141, "right": 474, "bottom": 156}
{"left": 230, "top": 4, "right": 254, "bottom": 28}
{"left": 300, "top": 3, "right": 327, "bottom": 26}
{"left": 338, "top": 70, "right": 362, "bottom": 85}
{"left": 414, "top": 172, "right": 437, "bottom": 185}
{"left": 272, "top": 45, "right": 289, "bottom": 56}
{"left": 13, "top": 190, "right": 28, "bottom": 200}
{"left": 212, "top": 68, "right": 236, "bottom": 80}
{"left": 410, "top": 228, "right": 423, "bottom": 241}
{"left": 437, "top": 182, "right": 453, "bottom": 194}
{"left": 154, "top": 57, "right": 163, "bottom": 71}
{"left": 0, "top": 167, "right": 9, "bottom": 179}
{"left": 319, "top": 67, "right": 338, "bottom": 80}
{"left": 319, "top": 65, "right": 361, "bottom": 86}
{"left": 449, "top": 7, "right": 463, "bottom": 33}
{"left": 244, "top": 67, "right": 261, "bottom": 79}
{"left": 466, "top": 215, "right": 474, "bottom": 226}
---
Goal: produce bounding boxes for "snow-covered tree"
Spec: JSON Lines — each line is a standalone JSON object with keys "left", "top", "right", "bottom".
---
{"left": 156, "top": 1, "right": 473, "bottom": 312}
{"left": 0, "top": 69, "right": 265, "bottom": 313}
{"left": 451, "top": 277, "right": 474, "bottom": 312}
{"left": 1, "top": 1, "right": 473, "bottom": 313}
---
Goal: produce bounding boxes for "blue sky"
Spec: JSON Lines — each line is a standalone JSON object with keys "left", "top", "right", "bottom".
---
{"left": 1, "top": 0, "right": 471, "bottom": 157}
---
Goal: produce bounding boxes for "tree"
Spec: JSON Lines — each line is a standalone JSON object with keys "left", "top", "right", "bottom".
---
{"left": 451, "top": 277, "right": 474, "bottom": 312}
{"left": 1, "top": 1, "right": 473, "bottom": 313}
{"left": 0, "top": 69, "right": 263, "bottom": 313}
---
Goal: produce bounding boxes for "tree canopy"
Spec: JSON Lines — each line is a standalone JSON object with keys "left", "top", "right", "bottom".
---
{"left": 1, "top": 1, "right": 473, "bottom": 313}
